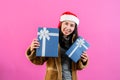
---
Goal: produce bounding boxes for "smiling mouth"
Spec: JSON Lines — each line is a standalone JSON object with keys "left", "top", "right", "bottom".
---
{"left": 64, "top": 30, "right": 71, "bottom": 35}
{"left": 63, "top": 28, "right": 72, "bottom": 34}
{"left": 64, "top": 31, "right": 68, "bottom": 34}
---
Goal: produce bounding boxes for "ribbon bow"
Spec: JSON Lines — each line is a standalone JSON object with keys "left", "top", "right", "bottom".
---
{"left": 38, "top": 27, "right": 50, "bottom": 40}
{"left": 76, "top": 38, "right": 88, "bottom": 49}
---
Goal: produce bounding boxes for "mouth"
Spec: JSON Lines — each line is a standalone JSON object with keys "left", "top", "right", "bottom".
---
{"left": 64, "top": 31, "right": 68, "bottom": 34}
{"left": 63, "top": 28, "right": 71, "bottom": 34}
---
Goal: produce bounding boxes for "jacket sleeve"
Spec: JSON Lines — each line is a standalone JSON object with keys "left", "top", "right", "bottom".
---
{"left": 26, "top": 47, "right": 48, "bottom": 65}
{"left": 76, "top": 58, "right": 88, "bottom": 70}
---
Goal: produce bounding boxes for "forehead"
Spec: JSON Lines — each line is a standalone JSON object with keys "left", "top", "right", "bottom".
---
{"left": 62, "top": 20, "right": 75, "bottom": 25}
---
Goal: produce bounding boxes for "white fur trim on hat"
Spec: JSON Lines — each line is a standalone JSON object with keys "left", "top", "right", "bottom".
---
{"left": 60, "top": 14, "right": 79, "bottom": 25}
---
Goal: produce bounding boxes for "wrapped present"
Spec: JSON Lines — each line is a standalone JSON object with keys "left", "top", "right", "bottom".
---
{"left": 66, "top": 36, "right": 90, "bottom": 63}
{"left": 36, "top": 27, "right": 59, "bottom": 57}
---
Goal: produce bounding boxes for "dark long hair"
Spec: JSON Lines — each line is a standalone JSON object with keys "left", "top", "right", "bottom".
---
{"left": 58, "top": 22, "right": 78, "bottom": 49}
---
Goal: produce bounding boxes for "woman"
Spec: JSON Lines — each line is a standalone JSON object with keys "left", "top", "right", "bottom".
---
{"left": 26, "top": 11, "right": 88, "bottom": 80}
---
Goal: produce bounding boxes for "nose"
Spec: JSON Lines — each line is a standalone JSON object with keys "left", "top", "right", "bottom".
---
{"left": 66, "top": 24, "right": 71, "bottom": 29}
{"left": 65, "top": 25, "right": 71, "bottom": 32}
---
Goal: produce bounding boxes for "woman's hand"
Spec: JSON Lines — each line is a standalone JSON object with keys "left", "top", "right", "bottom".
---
{"left": 30, "top": 38, "right": 40, "bottom": 51}
{"left": 81, "top": 52, "right": 88, "bottom": 63}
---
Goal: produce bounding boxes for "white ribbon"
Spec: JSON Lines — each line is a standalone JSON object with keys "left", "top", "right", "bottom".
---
{"left": 37, "top": 27, "right": 59, "bottom": 56}
{"left": 68, "top": 38, "right": 88, "bottom": 57}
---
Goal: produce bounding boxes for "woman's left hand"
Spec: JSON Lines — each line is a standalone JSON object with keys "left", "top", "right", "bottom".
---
{"left": 81, "top": 52, "right": 88, "bottom": 63}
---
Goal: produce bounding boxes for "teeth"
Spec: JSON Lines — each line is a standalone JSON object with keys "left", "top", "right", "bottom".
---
{"left": 67, "top": 30, "right": 71, "bottom": 32}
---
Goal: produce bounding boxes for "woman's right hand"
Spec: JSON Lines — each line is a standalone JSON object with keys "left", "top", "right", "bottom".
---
{"left": 30, "top": 38, "right": 40, "bottom": 51}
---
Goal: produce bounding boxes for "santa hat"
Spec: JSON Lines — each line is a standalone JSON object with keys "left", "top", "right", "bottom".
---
{"left": 60, "top": 11, "right": 80, "bottom": 26}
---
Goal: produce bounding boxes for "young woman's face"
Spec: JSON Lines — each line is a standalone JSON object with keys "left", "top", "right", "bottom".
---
{"left": 61, "top": 21, "right": 76, "bottom": 36}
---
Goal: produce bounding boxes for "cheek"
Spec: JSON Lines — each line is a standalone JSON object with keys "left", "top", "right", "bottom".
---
{"left": 61, "top": 27, "right": 65, "bottom": 33}
{"left": 61, "top": 25, "right": 66, "bottom": 31}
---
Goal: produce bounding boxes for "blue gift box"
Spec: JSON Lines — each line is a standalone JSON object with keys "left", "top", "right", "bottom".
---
{"left": 66, "top": 36, "right": 90, "bottom": 63}
{"left": 36, "top": 27, "right": 59, "bottom": 57}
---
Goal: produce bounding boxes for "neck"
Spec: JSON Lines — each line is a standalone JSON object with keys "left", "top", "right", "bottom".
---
{"left": 63, "top": 35, "right": 68, "bottom": 38}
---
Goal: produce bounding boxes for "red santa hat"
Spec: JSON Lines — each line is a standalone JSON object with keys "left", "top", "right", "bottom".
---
{"left": 60, "top": 11, "right": 80, "bottom": 26}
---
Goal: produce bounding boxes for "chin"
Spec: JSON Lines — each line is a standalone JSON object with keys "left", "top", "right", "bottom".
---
{"left": 63, "top": 31, "right": 72, "bottom": 36}
{"left": 64, "top": 34, "right": 70, "bottom": 36}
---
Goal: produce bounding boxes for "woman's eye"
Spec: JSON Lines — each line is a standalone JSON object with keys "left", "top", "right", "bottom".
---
{"left": 65, "top": 22, "right": 68, "bottom": 25}
{"left": 70, "top": 24, "right": 74, "bottom": 27}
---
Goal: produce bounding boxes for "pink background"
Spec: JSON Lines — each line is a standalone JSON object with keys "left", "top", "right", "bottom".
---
{"left": 0, "top": 0, "right": 120, "bottom": 80}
